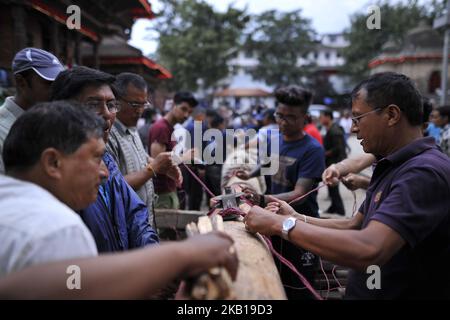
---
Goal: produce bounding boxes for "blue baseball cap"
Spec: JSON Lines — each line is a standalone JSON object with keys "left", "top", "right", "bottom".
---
{"left": 12, "top": 48, "right": 64, "bottom": 81}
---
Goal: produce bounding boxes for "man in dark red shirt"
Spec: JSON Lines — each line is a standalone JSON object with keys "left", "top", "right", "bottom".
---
{"left": 149, "top": 92, "right": 197, "bottom": 209}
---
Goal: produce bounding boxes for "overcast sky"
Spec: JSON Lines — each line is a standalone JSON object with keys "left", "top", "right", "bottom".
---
{"left": 128, "top": 0, "right": 427, "bottom": 56}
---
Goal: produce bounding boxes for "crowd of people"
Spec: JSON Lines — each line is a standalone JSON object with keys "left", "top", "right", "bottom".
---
{"left": 0, "top": 47, "right": 449, "bottom": 300}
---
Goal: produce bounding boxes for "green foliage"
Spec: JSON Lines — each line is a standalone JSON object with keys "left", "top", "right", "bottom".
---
{"left": 342, "top": 0, "right": 445, "bottom": 82}
{"left": 245, "top": 9, "right": 316, "bottom": 87}
{"left": 154, "top": 0, "right": 249, "bottom": 92}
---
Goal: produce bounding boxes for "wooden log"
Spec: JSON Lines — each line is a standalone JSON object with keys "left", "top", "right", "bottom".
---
{"left": 155, "top": 209, "right": 207, "bottom": 229}
{"left": 223, "top": 219, "right": 286, "bottom": 300}
{"left": 156, "top": 209, "right": 286, "bottom": 299}
{"left": 186, "top": 215, "right": 235, "bottom": 300}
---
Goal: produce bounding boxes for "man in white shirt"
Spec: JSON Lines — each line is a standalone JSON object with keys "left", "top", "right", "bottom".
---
{"left": 0, "top": 101, "right": 107, "bottom": 277}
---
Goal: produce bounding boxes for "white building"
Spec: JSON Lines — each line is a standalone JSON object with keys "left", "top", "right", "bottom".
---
{"left": 301, "top": 33, "right": 351, "bottom": 95}
{"left": 214, "top": 33, "right": 350, "bottom": 112}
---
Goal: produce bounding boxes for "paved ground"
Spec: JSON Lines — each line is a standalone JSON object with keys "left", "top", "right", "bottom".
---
{"left": 317, "top": 134, "right": 370, "bottom": 218}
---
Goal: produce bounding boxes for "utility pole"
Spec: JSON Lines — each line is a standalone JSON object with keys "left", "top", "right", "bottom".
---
{"left": 434, "top": 0, "right": 450, "bottom": 105}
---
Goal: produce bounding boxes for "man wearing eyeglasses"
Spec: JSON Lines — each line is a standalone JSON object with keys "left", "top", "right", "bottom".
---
{"left": 243, "top": 72, "right": 450, "bottom": 299}
{"left": 51, "top": 67, "right": 160, "bottom": 253}
{"left": 107, "top": 73, "right": 182, "bottom": 228}
{"left": 239, "top": 85, "right": 325, "bottom": 299}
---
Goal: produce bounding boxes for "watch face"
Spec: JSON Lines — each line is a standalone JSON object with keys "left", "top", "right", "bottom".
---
{"left": 283, "top": 218, "right": 295, "bottom": 230}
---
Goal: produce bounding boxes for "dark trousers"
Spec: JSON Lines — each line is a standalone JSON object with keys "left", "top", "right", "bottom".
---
{"left": 271, "top": 236, "right": 318, "bottom": 300}
{"left": 327, "top": 184, "right": 345, "bottom": 215}
{"left": 205, "top": 164, "right": 223, "bottom": 201}
{"left": 181, "top": 166, "right": 204, "bottom": 211}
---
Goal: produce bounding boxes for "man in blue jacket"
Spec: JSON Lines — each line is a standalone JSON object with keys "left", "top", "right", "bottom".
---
{"left": 51, "top": 66, "right": 179, "bottom": 252}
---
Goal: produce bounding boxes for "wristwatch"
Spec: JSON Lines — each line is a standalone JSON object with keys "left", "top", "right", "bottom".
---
{"left": 281, "top": 217, "right": 297, "bottom": 240}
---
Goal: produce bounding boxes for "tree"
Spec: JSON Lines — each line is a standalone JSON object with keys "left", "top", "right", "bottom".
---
{"left": 342, "top": 0, "right": 445, "bottom": 82}
{"left": 153, "top": 0, "right": 249, "bottom": 93}
{"left": 244, "top": 9, "right": 316, "bottom": 87}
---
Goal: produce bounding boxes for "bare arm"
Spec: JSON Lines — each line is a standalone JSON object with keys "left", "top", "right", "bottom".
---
{"left": 245, "top": 207, "right": 405, "bottom": 271}
{"left": 265, "top": 196, "right": 364, "bottom": 230}
{"left": 341, "top": 173, "right": 371, "bottom": 191}
{"left": 323, "top": 153, "right": 376, "bottom": 186}
{"left": 294, "top": 211, "right": 364, "bottom": 230}
{"left": 286, "top": 219, "right": 404, "bottom": 271}
{"left": 338, "top": 154, "right": 376, "bottom": 175}
{"left": 124, "top": 154, "right": 183, "bottom": 190}
{"left": 124, "top": 151, "right": 182, "bottom": 189}
{"left": 0, "top": 233, "right": 237, "bottom": 300}
{"left": 242, "top": 178, "right": 314, "bottom": 206}
{"left": 124, "top": 169, "right": 153, "bottom": 190}
{"left": 267, "top": 178, "right": 314, "bottom": 204}
{"left": 150, "top": 141, "right": 166, "bottom": 158}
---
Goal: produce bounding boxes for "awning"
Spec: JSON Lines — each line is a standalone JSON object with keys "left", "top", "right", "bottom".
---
{"left": 99, "top": 56, "right": 172, "bottom": 79}
{"left": 368, "top": 54, "right": 444, "bottom": 68}
{"left": 28, "top": 0, "right": 99, "bottom": 42}
{"left": 215, "top": 88, "right": 271, "bottom": 97}
{"left": 131, "top": 0, "right": 154, "bottom": 19}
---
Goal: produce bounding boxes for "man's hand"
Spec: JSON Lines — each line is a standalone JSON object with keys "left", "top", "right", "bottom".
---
{"left": 169, "top": 165, "right": 183, "bottom": 187}
{"left": 235, "top": 169, "right": 250, "bottom": 180}
{"left": 181, "top": 232, "right": 238, "bottom": 281}
{"left": 322, "top": 164, "right": 341, "bottom": 186}
{"left": 241, "top": 186, "right": 262, "bottom": 205}
{"left": 150, "top": 152, "right": 173, "bottom": 173}
{"left": 209, "top": 196, "right": 220, "bottom": 209}
{"left": 243, "top": 206, "right": 283, "bottom": 236}
{"left": 264, "top": 195, "right": 296, "bottom": 216}
{"left": 150, "top": 152, "right": 182, "bottom": 185}
{"left": 178, "top": 148, "right": 198, "bottom": 164}
{"left": 341, "top": 173, "right": 369, "bottom": 191}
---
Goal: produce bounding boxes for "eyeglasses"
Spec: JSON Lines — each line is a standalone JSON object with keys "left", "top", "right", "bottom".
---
{"left": 274, "top": 112, "right": 299, "bottom": 123}
{"left": 85, "top": 100, "right": 121, "bottom": 114}
{"left": 121, "top": 99, "right": 152, "bottom": 109}
{"left": 351, "top": 107, "right": 383, "bottom": 126}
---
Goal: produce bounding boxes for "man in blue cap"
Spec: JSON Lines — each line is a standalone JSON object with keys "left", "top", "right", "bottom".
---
{"left": 0, "top": 48, "right": 64, "bottom": 173}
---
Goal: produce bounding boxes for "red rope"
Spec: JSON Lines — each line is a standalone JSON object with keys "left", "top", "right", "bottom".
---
{"left": 180, "top": 162, "right": 215, "bottom": 198}
{"left": 180, "top": 163, "right": 325, "bottom": 300}
{"left": 319, "top": 257, "right": 330, "bottom": 300}
{"left": 331, "top": 265, "right": 344, "bottom": 289}
{"left": 288, "top": 183, "right": 327, "bottom": 205}
{"left": 262, "top": 234, "right": 323, "bottom": 300}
